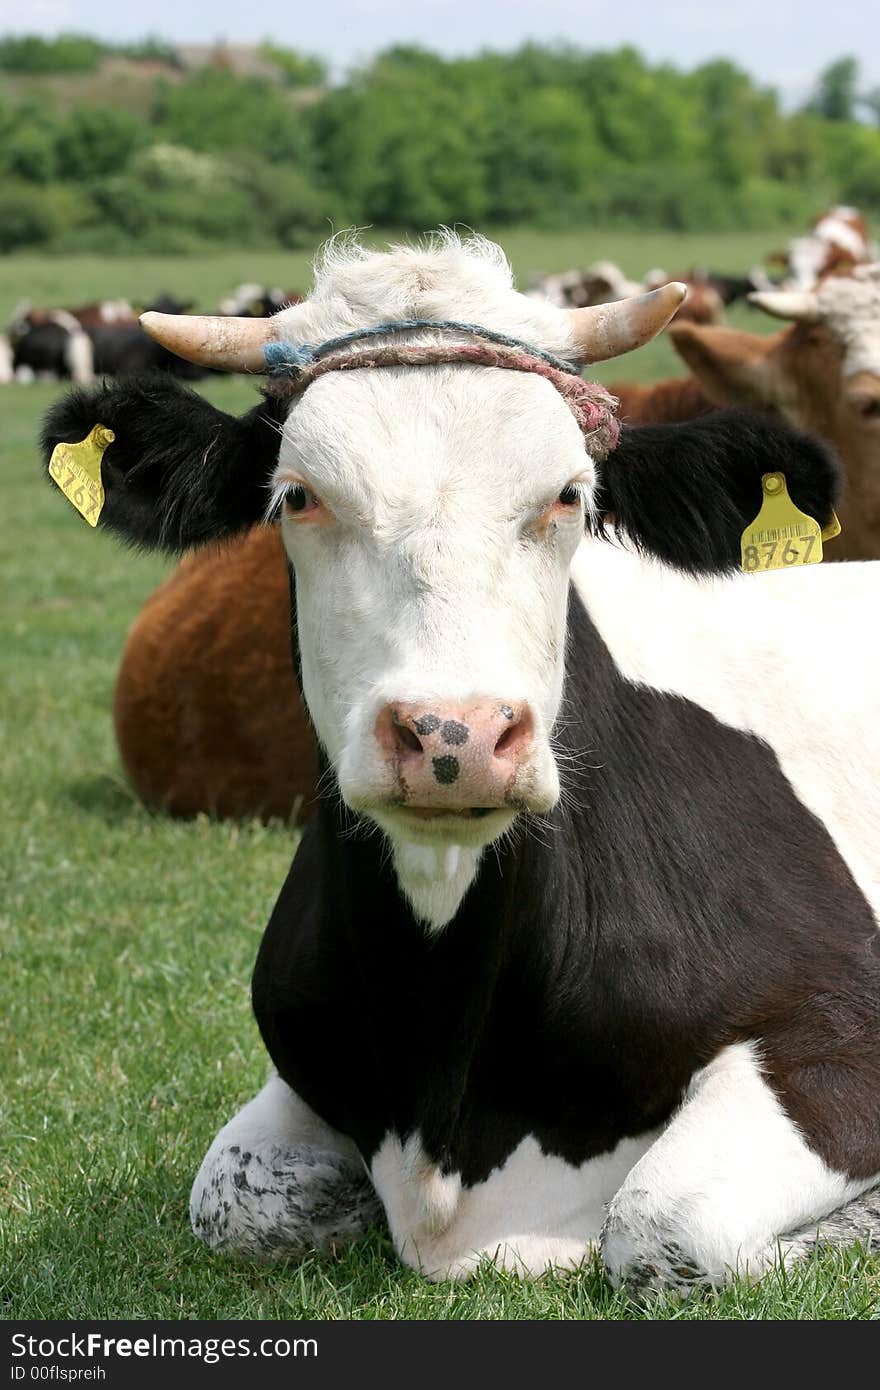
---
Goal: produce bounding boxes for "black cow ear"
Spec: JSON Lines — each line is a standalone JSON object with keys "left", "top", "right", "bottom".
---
{"left": 594, "top": 410, "right": 840, "bottom": 575}
{"left": 41, "top": 377, "right": 287, "bottom": 552}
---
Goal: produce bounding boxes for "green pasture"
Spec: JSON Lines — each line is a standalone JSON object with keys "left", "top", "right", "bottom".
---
{"left": 2, "top": 234, "right": 877, "bottom": 1320}
{"left": 0, "top": 226, "right": 780, "bottom": 320}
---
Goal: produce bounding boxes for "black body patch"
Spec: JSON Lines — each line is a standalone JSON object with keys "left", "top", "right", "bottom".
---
{"left": 254, "top": 589, "right": 880, "bottom": 1189}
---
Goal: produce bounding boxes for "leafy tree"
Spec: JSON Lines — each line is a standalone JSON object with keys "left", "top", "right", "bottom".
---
{"left": 5, "top": 126, "right": 57, "bottom": 183}
{"left": 258, "top": 42, "right": 326, "bottom": 87}
{"left": 313, "top": 58, "right": 489, "bottom": 225}
{"left": 0, "top": 100, "right": 60, "bottom": 183}
{"left": 806, "top": 57, "right": 859, "bottom": 122}
{"left": 0, "top": 33, "right": 103, "bottom": 72}
{"left": 232, "top": 158, "right": 344, "bottom": 246}
{"left": 0, "top": 181, "right": 90, "bottom": 250}
{"left": 55, "top": 107, "right": 147, "bottom": 180}
{"left": 152, "top": 70, "right": 313, "bottom": 166}
{"left": 1, "top": 37, "right": 879, "bottom": 249}
{"left": 114, "top": 36, "right": 180, "bottom": 66}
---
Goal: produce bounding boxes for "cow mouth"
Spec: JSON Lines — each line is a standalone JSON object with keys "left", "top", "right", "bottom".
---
{"left": 369, "top": 802, "right": 519, "bottom": 849}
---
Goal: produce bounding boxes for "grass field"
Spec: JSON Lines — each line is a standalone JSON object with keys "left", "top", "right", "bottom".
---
{"left": 2, "top": 232, "right": 878, "bottom": 1321}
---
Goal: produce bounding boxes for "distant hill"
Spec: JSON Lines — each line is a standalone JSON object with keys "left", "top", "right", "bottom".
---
{"left": 0, "top": 35, "right": 324, "bottom": 113}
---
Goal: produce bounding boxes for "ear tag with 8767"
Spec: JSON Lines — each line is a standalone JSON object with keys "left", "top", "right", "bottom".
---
{"left": 740, "top": 472, "right": 839, "bottom": 573}
{"left": 47, "top": 424, "right": 115, "bottom": 528}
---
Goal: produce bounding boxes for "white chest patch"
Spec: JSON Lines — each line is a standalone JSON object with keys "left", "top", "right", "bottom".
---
{"left": 814, "top": 264, "right": 880, "bottom": 379}
{"left": 370, "top": 1128, "right": 656, "bottom": 1280}
{"left": 392, "top": 842, "right": 484, "bottom": 932}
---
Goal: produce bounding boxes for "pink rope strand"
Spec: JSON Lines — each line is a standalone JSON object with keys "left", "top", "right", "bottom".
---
{"left": 267, "top": 340, "right": 620, "bottom": 459}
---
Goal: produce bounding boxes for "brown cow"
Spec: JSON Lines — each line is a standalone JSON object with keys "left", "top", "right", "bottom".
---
{"left": 114, "top": 527, "right": 315, "bottom": 821}
{"left": 114, "top": 265, "right": 880, "bottom": 821}
{"left": 767, "top": 205, "right": 874, "bottom": 291}
{"left": 643, "top": 269, "right": 725, "bottom": 324}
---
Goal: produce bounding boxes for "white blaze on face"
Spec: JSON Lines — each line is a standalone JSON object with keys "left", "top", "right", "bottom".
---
{"left": 273, "top": 360, "right": 593, "bottom": 922}
{"left": 786, "top": 211, "right": 871, "bottom": 291}
{"left": 814, "top": 264, "right": 880, "bottom": 380}
{"left": 786, "top": 236, "right": 833, "bottom": 292}
{"left": 813, "top": 210, "right": 869, "bottom": 260}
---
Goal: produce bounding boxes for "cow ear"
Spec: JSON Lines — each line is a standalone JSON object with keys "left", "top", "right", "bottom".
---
{"left": 668, "top": 322, "right": 782, "bottom": 408}
{"left": 595, "top": 410, "right": 840, "bottom": 575}
{"left": 41, "top": 378, "right": 287, "bottom": 552}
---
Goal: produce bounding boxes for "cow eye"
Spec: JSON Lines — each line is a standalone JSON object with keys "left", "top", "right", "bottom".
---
{"left": 558, "top": 484, "right": 581, "bottom": 506}
{"left": 283, "top": 483, "right": 320, "bottom": 515}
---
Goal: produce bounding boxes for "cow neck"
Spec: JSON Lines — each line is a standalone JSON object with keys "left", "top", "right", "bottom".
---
{"left": 284, "top": 559, "right": 616, "bottom": 924}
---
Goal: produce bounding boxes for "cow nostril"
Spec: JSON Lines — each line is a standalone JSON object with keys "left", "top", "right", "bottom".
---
{"left": 494, "top": 721, "right": 522, "bottom": 757}
{"left": 392, "top": 719, "right": 423, "bottom": 756}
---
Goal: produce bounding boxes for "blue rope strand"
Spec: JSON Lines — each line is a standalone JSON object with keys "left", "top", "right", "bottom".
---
{"left": 263, "top": 319, "right": 580, "bottom": 377}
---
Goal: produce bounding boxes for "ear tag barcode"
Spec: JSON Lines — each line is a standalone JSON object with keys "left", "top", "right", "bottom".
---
{"left": 741, "top": 472, "right": 825, "bottom": 573}
{"left": 47, "top": 424, "right": 114, "bottom": 528}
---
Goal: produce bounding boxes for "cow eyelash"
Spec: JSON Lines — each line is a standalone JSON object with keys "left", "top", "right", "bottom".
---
{"left": 283, "top": 483, "right": 321, "bottom": 515}
{"left": 558, "top": 484, "right": 582, "bottom": 507}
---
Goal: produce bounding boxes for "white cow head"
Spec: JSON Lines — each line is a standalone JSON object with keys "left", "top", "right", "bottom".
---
{"left": 135, "top": 235, "right": 682, "bottom": 921}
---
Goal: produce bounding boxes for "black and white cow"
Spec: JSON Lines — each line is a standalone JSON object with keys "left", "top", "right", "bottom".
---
{"left": 219, "top": 283, "right": 303, "bottom": 317}
{"left": 41, "top": 234, "right": 880, "bottom": 1294}
{"left": 12, "top": 309, "right": 94, "bottom": 384}
{"left": 86, "top": 297, "right": 204, "bottom": 381}
{"left": 10, "top": 297, "right": 202, "bottom": 384}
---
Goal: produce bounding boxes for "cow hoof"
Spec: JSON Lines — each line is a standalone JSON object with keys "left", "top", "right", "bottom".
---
{"left": 190, "top": 1142, "right": 384, "bottom": 1261}
{"left": 599, "top": 1188, "right": 795, "bottom": 1297}
{"left": 600, "top": 1189, "right": 716, "bottom": 1297}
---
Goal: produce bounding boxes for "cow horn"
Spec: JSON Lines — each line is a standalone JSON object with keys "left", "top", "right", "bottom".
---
{"left": 567, "top": 282, "right": 687, "bottom": 362}
{"left": 747, "top": 290, "right": 820, "bottom": 323}
{"left": 139, "top": 312, "right": 277, "bottom": 372}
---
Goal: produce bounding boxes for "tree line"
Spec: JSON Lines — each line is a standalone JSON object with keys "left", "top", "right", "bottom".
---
{"left": 1, "top": 38, "right": 879, "bottom": 254}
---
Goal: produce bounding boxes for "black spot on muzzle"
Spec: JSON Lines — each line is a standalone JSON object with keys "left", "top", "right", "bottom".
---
{"left": 441, "top": 720, "right": 469, "bottom": 746}
{"left": 414, "top": 714, "right": 441, "bottom": 736}
{"left": 432, "top": 755, "right": 460, "bottom": 785}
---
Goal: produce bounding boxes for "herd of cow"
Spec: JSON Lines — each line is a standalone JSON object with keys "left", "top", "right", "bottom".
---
{"left": 528, "top": 203, "right": 876, "bottom": 324}
{"left": 1, "top": 283, "right": 302, "bottom": 386}
{"left": 38, "top": 221, "right": 880, "bottom": 1296}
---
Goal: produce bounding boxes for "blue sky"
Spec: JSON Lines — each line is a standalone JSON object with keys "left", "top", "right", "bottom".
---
{"left": 2, "top": 0, "right": 878, "bottom": 104}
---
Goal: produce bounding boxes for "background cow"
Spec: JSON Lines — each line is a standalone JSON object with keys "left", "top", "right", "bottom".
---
{"left": 10, "top": 308, "right": 94, "bottom": 384}
{"left": 113, "top": 527, "right": 314, "bottom": 821}
{"left": 615, "top": 264, "right": 880, "bottom": 561}
{"left": 768, "top": 205, "right": 875, "bottom": 291}
{"left": 219, "top": 283, "right": 304, "bottom": 317}
{"left": 8, "top": 294, "right": 201, "bottom": 383}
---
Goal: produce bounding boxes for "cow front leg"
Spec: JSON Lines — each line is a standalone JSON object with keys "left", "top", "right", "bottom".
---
{"left": 600, "top": 1041, "right": 879, "bottom": 1296}
{"left": 190, "top": 1072, "right": 383, "bottom": 1260}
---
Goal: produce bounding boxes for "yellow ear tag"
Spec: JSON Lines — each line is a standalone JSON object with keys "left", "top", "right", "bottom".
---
{"left": 821, "top": 509, "right": 842, "bottom": 543}
{"left": 47, "top": 425, "right": 114, "bottom": 528}
{"left": 741, "top": 472, "right": 826, "bottom": 573}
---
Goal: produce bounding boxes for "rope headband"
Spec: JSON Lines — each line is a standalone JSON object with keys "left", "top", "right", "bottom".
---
{"left": 263, "top": 320, "right": 621, "bottom": 460}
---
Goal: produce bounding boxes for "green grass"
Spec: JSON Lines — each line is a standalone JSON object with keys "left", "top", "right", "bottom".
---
{"left": 0, "top": 225, "right": 778, "bottom": 322}
{"left": 2, "top": 234, "right": 877, "bottom": 1321}
{"left": 0, "top": 227, "right": 775, "bottom": 393}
